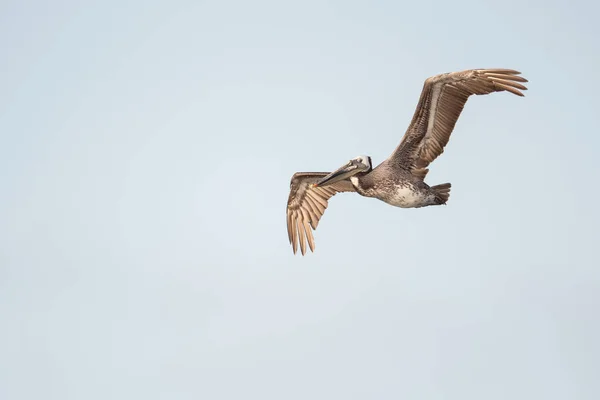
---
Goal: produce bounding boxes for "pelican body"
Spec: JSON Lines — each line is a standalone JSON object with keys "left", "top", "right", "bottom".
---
{"left": 322, "top": 157, "right": 451, "bottom": 209}
{"left": 286, "top": 68, "right": 528, "bottom": 255}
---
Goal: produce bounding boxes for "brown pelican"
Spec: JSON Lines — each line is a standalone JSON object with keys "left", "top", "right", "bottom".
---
{"left": 286, "top": 68, "right": 528, "bottom": 255}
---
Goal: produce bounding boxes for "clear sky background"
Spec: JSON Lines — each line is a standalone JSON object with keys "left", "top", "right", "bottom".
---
{"left": 1, "top": 0, "right": 599, "bottom": 399}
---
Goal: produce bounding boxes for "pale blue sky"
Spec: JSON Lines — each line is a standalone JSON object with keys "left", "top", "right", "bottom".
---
{"left": 1, "top": 0, "right": 599, "bottom": 399}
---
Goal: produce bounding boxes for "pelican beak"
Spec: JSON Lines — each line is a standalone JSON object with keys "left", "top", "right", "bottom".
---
{"left": 314, "top": 162, "right": 357, "bottom": 187}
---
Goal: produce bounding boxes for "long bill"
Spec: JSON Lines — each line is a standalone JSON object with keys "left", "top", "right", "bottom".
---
{"left": 314, "top": 162, "right": 357, "bottom": 187}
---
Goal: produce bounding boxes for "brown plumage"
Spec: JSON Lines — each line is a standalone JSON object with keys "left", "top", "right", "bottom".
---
{"left": 286, "top": 173, "right": 356, "bottom": 255}
{"left": 387, "top": 69, "right": 528, "bottom": 180}
{"left": 286, "top": 68, "right": 528, "bottom": 255}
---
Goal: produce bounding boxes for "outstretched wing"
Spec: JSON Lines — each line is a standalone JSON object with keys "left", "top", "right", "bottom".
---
{"left": 386, "top": 68, "right": 528, "bottom": 180}
{"left": 286, "top": 172, "right": 356, "bottom": 255}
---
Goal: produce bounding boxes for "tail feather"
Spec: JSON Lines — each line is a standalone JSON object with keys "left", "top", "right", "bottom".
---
{"left": 431, "top": 183, "right": 451, "bottom": 205}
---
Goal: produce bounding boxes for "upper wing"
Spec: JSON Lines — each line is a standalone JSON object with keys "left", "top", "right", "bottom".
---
{"left": 386, "top": 68, "right": 528, "bottom": 180}
{"left": 286, "top": 172, "right": 356, "bottom": 255}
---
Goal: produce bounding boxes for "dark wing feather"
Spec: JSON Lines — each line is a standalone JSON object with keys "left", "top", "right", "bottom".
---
{"left": 286, "top": 172, "right": 356, "bottom": 255}
{"left": 386, "top": 68, "right": 528, "bottom": 180}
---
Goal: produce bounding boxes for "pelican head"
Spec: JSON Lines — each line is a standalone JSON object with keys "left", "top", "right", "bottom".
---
{"left": 314, "top": 155, "right": 372, "bottom": 187}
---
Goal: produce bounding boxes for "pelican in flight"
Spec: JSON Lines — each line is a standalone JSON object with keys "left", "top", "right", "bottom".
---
{"left": 286, "top": 68, "right": 528, "bottom": 255}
